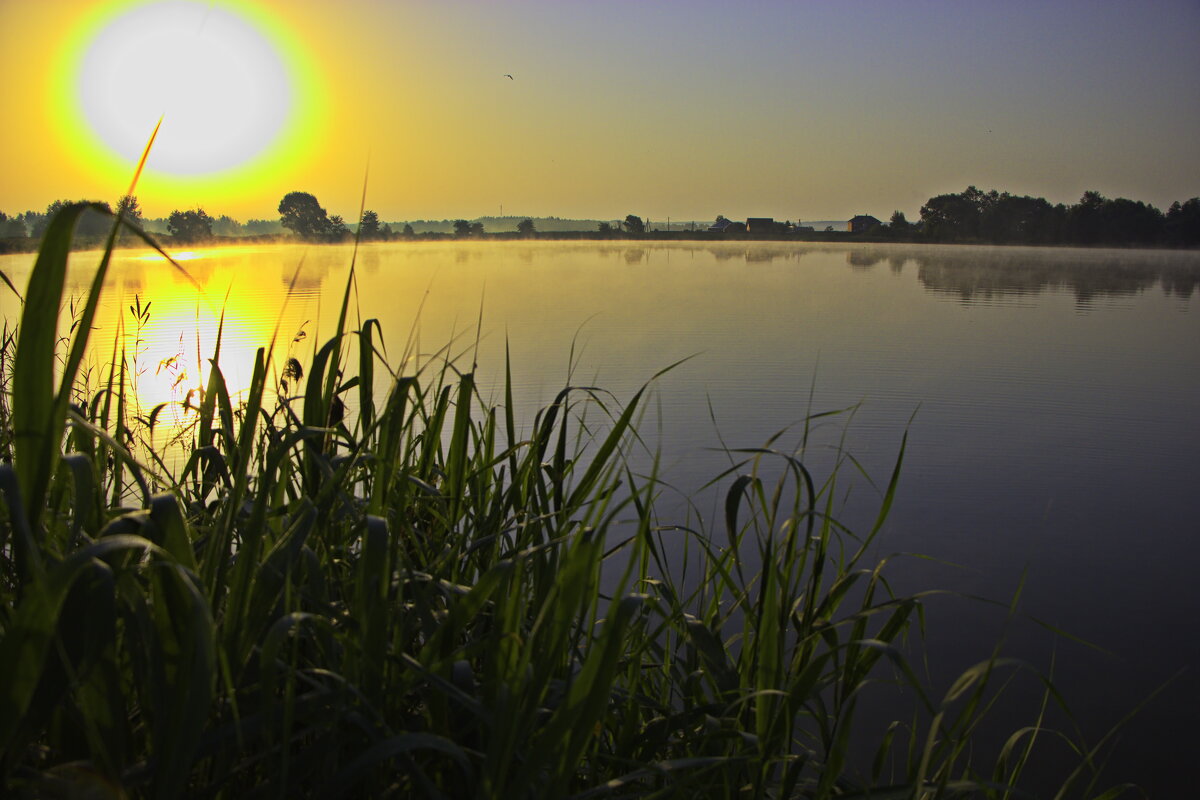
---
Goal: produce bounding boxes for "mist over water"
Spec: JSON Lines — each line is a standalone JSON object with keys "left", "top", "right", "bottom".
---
{"left": 2, "top": 240, "right": 1196, "bottom": 792}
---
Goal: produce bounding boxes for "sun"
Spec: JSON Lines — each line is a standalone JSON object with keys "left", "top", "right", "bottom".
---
{"left": 52, "top": 0, "right": 326, "bottom": 198}
{"left": 76, "top": 0, "right": 293, "bottom": 176}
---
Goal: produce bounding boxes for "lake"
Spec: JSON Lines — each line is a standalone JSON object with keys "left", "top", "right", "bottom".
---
{"left": 2, "top": 239, "right": 1197, "bottom": 793}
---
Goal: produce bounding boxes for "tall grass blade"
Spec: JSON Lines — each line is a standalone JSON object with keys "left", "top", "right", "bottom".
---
{"left": 13, "top": 203, "right": 99, "bottom": 527}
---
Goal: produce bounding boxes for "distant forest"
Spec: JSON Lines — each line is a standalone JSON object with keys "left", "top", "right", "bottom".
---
{"left": 2, "top": 186, "right": 1197, "bottom": 250}
{"left": 894, "top": 187, "right": 1200, "bottom": 247}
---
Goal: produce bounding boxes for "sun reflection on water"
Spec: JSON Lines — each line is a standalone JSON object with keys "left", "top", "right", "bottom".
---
{"left": 135, "top": 250, "right": 205, "bottom": 262}
{"left": 90, "top": 245, "right": 321, "bottom": 465}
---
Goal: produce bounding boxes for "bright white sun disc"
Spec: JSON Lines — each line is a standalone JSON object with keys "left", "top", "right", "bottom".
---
{"left": 78, "top": 1, "right": 292, "bottom": 175}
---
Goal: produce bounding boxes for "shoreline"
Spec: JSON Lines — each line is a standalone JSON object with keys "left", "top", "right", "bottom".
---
{"left": 4, "top": 230, "right": 1198, "bottom": 255}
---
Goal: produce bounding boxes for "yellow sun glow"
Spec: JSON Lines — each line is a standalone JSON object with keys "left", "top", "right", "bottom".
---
{"left": 52, "top": 0, "right": 325, "bottom": 200}
{"left": 98, "top": 244, "right": 315, "bottom": 454}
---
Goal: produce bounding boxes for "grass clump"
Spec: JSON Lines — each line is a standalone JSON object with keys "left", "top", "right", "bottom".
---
{"left": 0, "top": 205, "right": 1125, "bottom": 798}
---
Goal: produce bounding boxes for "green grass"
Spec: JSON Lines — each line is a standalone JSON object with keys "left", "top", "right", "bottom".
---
{"left": 0, "top": 204, "right": 1135, "bottom": 799}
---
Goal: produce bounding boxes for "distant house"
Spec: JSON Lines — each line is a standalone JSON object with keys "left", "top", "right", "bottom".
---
{"left": 708, "top": 217, "right": 736, "bottom": 233}
{"left": 746, "top": 217, "right": 776, "bottom": 234}
{"left": 848, "top": 215, "right": 882, "bottom": 233}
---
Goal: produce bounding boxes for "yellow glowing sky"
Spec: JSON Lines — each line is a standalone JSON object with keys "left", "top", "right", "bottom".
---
{"left": 1, "top": 0, "right": 1198, "bottom": 223}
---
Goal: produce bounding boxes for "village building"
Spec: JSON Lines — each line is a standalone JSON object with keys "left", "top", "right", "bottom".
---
{"left": 848, "top": 214, "right": 882, "bottom": 233}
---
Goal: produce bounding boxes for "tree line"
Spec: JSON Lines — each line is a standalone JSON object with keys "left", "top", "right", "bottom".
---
{"left": 4, "top": 187, "right": 1197, "bottom": 247}
{"left": 0, "top": 191, "right": 543, "bottom": 247}
{"left": 0, "top": 197, "right": 285, "bottom": 243}
{"left": 0, "top": 191, "right": 522, "bottom": 245}
{"left": 278, "top": 192, "right": 542, "bottom": 240}
{"left": 892, "top": 187, "right": 1200, "bottom": 247}
{"left": 0, "top": 192, "right": 377, "bottom": 246}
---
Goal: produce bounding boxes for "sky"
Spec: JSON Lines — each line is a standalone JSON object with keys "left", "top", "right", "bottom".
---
{"left": 1, "top": 0, "right": 1198, "bottom": 224}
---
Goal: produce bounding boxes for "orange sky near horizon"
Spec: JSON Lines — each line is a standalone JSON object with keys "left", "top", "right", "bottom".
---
{"left": 1, "top": 0, "right": 1198, "bottom": 225}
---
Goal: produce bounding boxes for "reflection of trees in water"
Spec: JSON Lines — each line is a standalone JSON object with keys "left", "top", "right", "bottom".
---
{"left": 703, "top": 246, "right": 808, "bottom": 264}
{"left": 357, "top": 248, "right": 382, "bottom": 274}
{"left": 846, "top": 250, "right": 884, "bottom": 270}
{"left": 281, "top": 262, "right": 325, "bottom": 291}
{"left": 276, "top": 248, "right": 350, "bottom": 290}
{"left": 227, "top": 242, "right": 1195, "bottom": 309}
{"left": 1161, "top": 271, "right": 1198, "bottom": 299}
{"left": 744, "top": 247, "right": 798, "bottom": 263}
{"left": 907, "top": 248, "right": 1200, "bottom": 304}
{"left": 572, "top": 243, "right": 809, "bottom": 264}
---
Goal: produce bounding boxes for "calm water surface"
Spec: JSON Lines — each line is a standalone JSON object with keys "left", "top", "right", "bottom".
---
{"left": 2, "top": 240, "right": 1197, "bottom": 792}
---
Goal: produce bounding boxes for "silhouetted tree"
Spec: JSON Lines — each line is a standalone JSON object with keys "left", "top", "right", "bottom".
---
{"left": 279, "top": 191, "right": 332, "bottom": 240}
{"left": 623, "top": 214, "right": 645, "bottom": 234}
{"left": 112, "top": 195, "right": 144, "bottom": 243}
{"left": 979, "top": 194, "right": 1062, "bottom": 244}
{"left": 517, "top": 218, "right": 536, "bottom": 236}
{"left": 21, "top": 210, "right": 43, "bottom": 236}
{"left": 597, "top": 221, "right": 613, "bottom": 234}
{"left": 1166, "top": 198, "right": 1200, "bottom": 246}
{"left": 453, "top": 219, "right": 470, "bottom": 237}
{"left": 358, "top": 210, "right": 381, "bottom": 239}
{"left": 1100, "top": 198, "right": 1163, "bottom": 245}
{"left": 167, "top": 208, "right": 214, "bottom": 243}
{"left": 0, "top": 212, "right": 26, "bottom": 237}
{"left": 328, "top": 215, "right": 350, "bottom": 241}
{"left": 920, "top": 189, "right": 982, "bottom": 241}
{"left": 914, "top": 185, "right": 1181, "bottom": 245}
{"left": 32, "top": 200, "right": 112, "bottom": 238}
{"left": 116, "top": 195, "right": 143, "bottom": 227}
{"left": 402, "top": 223, "right": 415, "bottom": 238}
{"left": 244, "top": 218, "right": 283, "bottom": 235}
{"left": 79, "top": 202, "right": 113, "bottom": 237}
{"left": 1065, "top": 190, "right": 1107, "bottom": 244}
{"left": 469, "top": 221, "right": 485, "bottom": 236}
{"left": 212, "top": 215, "right": 241, "bottom": 236}
{"left": 1064, "top": 191, "right": 1165, "bottom": 245}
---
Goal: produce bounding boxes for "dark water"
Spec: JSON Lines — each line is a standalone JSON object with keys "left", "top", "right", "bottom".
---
{"left": 2, "top": 240, "right": 1197, "bottom": 792}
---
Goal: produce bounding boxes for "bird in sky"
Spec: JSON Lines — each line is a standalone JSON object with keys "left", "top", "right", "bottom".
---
{"left": 503, "top": 73, "right": 514, "bottom": 80}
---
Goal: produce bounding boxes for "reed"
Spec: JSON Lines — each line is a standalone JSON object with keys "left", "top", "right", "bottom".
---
{"left": 0, "top": 205, "right": 1130, "bottom": 798}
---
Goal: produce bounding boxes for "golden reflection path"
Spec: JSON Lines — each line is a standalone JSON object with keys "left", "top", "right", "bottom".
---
{"left": 115, "top": 247, "right": 321, "bottom": 467}
{"left": 1, "top": 244, "right": 324, "bottom": 478}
